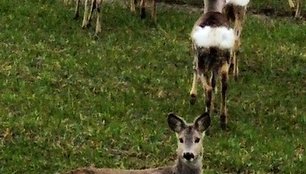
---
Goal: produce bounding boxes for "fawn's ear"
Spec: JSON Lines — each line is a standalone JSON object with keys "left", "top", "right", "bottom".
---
{"left": 194, "top": 112, "right": 211, "bottom": 133}
{"left": 167, "top": 113, "right": 186, "bottom": 133}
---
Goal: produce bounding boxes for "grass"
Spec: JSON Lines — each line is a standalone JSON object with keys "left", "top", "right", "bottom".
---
{"left": 0, "top": 0, "right": 305, "bottom": 173}
{"left": 162, "top": 0, "right": 306, "bottom": 12}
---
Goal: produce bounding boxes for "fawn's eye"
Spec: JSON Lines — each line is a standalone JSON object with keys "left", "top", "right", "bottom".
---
{"left": 179, "top": 138, "right": 184, "bottom": 143}
{"left": 194, "top": 137, "right": 200, "bottom": 143}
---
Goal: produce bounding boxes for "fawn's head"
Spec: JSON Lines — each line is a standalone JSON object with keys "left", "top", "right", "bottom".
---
{"left": 168, "top": 113, "right": 210, "bottom": 164}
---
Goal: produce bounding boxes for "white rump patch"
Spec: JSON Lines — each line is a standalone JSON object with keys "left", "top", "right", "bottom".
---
{"left": 226, "top": 0, "right": 250, "bottom": 6}
{"left": 191, "top": 26, "right": 235, "bottom": 49}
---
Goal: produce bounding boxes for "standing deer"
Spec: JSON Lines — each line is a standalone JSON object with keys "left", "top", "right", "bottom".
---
{"left": 288, "top": 0, "right": 303, "bottom": 18}
{"left": 130, "top": 0, "right": 157, "bottom": 22}
{"left": 189, "top": 0, "right": 235, "bottom": 129}
{"left": 65, "top": 113, "right": 211, "bottom": 174}
{"left": 223, "top": 0, "right": 250, "bottom": 80}
{"left": 74, "top": 0, "right": 102, "bottom": 35}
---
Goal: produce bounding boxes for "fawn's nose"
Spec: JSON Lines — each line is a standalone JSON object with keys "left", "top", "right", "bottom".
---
{"left": 183, "top": 152, "right": 195, "bottom": 161}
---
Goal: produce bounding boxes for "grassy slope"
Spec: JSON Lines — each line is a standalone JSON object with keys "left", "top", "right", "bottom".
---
{"left": 161, "top": 0, "right": 306, "bottom": 11}
{"left": 0, "top": 0, "right": 305, "bottom": 173}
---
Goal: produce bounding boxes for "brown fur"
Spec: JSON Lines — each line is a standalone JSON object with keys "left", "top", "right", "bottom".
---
{"left": 223, "top": 3, "right": 248, "bottom": 80}
{"left": 197, "top": 12, "right": 229, "bottom": 28}
{"left": 66, "top": 167, "right": 172, "bottom": 174}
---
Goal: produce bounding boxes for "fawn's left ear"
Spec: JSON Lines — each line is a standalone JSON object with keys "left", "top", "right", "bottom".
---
{"left": 194, "top": 112, "right": 211, "bottom": 133}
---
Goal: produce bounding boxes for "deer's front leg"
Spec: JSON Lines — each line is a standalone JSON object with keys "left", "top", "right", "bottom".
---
{"left": 231, "top": 7, "right": 245, "bottom": 80}
{"left": 82, "top": 0, "right": 90, "bottom": 28}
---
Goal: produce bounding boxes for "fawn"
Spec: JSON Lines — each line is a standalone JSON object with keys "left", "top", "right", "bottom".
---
{"left": 190, "top": 0, "right": 235, "bottom": 129}
{"left": 223, "top": 0, "right": 250, "bottom": 80}
{"left": 65, "top": 113, "right": 211, "bottom": 174}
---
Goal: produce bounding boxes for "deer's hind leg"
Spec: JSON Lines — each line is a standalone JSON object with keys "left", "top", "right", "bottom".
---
{"left": 210, "top": 69, "right": 218, "bottom": 113}
{"left": 289, "top": 0, "right": 295, "bottom": 8}
{"left": 200, "top": 72, "right": 213, "bottom": 116}
{"left": 151, "top": 0, "right": 157, "bottom": 22}
{"left": 220, "top": 61, "right": 229, "bottom": 130}
{"left": 190, "top": 54, "right": 199, "bottom": 105}
{"left": 295, "top": 0, "right": 302, "bottom": 18}
{"left": 140, "top": 0, "right": 146, "bottom": 19}
{"left": 85, "top": 0, "right": 96, "bottom": 28}
{"left": 130, "top": 0, "right": 136, "bottom": 13}
{"left": 82, "top": 0, "right": 90, "bottom": 28}
{"left": 74, "top": 0, "right": 81, "bottom": 19}
{"left": 95, "top": 0, "right": 102, "bottom": 35}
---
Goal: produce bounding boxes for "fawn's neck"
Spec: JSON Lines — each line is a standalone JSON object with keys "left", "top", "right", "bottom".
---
{"left": 174, "top": 158, "right": 202, "bottom": 174}
{"left": 204, "top": 0, "right": 225, "bottom": 13}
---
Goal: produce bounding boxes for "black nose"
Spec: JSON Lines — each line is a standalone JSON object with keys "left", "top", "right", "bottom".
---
{"left": 183, "top": 152, "right": 194, "bottom": 161}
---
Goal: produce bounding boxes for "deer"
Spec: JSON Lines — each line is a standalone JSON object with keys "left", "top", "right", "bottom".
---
{"left": 130, "top": 0, "right": 157, "bottom": 22}
{"left": 288, "top": 0, "right": 303, "bottom": 18}
{"left": 189, "top": 0, "right": 235, "bottom": 130}
{"left": 74, "top": 0, "right": 102, "bottom": 36}
{"left": 223, "top": 0, "right": 250, "bottom": 80}
{"left": 65, "top": 113, "right": 211, "bottom": 174}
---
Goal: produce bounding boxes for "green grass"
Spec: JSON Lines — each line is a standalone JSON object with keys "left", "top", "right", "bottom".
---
{"left": 0, "top": 0, "right": 305, "bottom": 173}
{"left": 162, "top": 0, "right": 306, "bottom": 13}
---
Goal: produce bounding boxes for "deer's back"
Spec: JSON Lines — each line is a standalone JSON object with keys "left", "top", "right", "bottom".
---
{"left": 194, "top": 12, "right": 229, "bottom": 28}
{"left": 66, "top": 166, "right": 174, "bottom": 174}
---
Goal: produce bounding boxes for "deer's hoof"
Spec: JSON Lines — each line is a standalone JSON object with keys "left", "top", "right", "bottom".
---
{"left": 190, "top": 94, "right": 197, "bottom": 105}
{"left": 73, "top": 13, "right": 79, "bottom": 20}
{"left": 205, "top": 128, "right": 211, "bottom": 136}
{"left": 82, "top": 22, "right": 91, "bottom": 29}
{"left": 94, "top": 34, "right": 99, "bottom": 40}
{"left": 234, "top": 74, "right": 239, "bottom": 81}
{"left": 220, "top": 114, "right": 228, "bottom": 131}
{"left": 140, "top": 8, "right": 146, "bottom": 19}
{"left": 220, "top": 122, "right": 228, "bottom": 131}
{"left": 85, "top": 23, "right": 91, "bottom": 28}
{"left": 229, "top": 64, "right": 234, "bottom": 75}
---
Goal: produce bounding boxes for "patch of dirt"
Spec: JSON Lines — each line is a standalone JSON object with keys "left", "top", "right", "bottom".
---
{"left": 158, "top": 2, "right": 202, "bottom": 13}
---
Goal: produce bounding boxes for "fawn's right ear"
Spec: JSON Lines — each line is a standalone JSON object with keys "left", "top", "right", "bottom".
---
{"left": 168, "top": 113, "right": 186, "bottom": 133}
